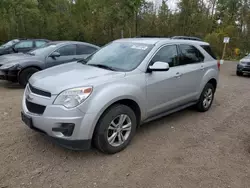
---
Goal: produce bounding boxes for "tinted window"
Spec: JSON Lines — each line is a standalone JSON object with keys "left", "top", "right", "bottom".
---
{"left": 201, "top": 45, "right": 217, "bottom": 59}
{"left": 76, "top": 45, "right": 97, "bottom": 55}
{"left": 15, "top": 41, "right": 33, "bottom": 48}
{"left": 151, "top": 45, "right": 178, "bottom": 67}
{"left": 179, "top": 45, "right": 204, "bottom": 65}
{"left": 56, "top": 45, "right": 76, "bottom": 56}
{"left": 85, "top": 42, "right": 153, "bottom": 71}
{"left": 35, "top": 41, "right": 47, "bottom": 48}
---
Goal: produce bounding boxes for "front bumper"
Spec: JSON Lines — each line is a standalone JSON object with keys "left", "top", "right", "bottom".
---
{"left": 21, "top": 111, "right": 91, "bottom": 150}
{"left": 21, "top": 86, "right": 98, "bottom": 150}
{"left": 237, "top": 63, "right": 250, "bottom": 73}
{"left": 0, "top": 69, "right": 18, "bottom": 82}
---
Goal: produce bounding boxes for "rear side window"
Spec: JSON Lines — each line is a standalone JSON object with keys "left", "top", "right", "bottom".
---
{"left": 201, "top": 45, "right": 217, "bottom": 59}
{"left": 35, "top": 41, "right": 47, "bottom": 48}
{"left": 76, "top": 45, "right": 97, "bottom": 55}
{"left": 179, "top": 44, "right": 204, "bottom": 65}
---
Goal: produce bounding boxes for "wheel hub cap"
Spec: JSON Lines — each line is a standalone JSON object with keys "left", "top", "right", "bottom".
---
{"left": 203, "top": 88, "right": 213, "bottom": 108}
{"left": 107, "top": 114, "right": 132, "bottom": 147}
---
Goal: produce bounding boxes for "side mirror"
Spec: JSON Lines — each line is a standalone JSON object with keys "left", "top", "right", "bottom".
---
{"left": 148, "top": 61, "right": 170, "bottom": 72}
{"left": 50, "top": 52, "right": 60, "bottom": 58}
{"left": 12, "top": 47, "right": 18, "bottom": 53}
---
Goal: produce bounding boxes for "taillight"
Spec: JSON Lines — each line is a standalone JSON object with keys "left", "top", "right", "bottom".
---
{"left": 217, "top": 60, "right": 221, "bottom": 70}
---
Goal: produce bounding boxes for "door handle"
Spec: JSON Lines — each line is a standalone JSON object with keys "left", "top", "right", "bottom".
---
{"left": 200, "top": 66, "right": 205, "bottom": 71}
{"left": 72, "top": 58, "right": 77, "bottom": 61}
{"left": 175, "top": 72, "right": 182, "bottom": 78}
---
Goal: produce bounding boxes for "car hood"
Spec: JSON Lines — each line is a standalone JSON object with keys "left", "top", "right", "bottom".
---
{"left": 0, "top": 53, "right": 40, "bottom": 65}
{"left": 29, "top": 62, "right": 126, "bottom": 95}
{"left": 240, "top": 56, "right": 250, "bottom": 62}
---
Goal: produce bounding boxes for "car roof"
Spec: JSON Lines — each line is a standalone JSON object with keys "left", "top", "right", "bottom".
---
{"left": 114, "top": 38, "right": 209, "bottom": 46}
{"left": 16, "top": 38, "right": 50, "bottom": 41}
{"left": 49, "top": 41, "right": 99, "bottom": 48}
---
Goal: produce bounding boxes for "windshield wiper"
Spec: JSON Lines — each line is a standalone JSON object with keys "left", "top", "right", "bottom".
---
{"left": 25, "top": 52, "right": 35, "bottom": 55}
{"left": 77, "top": 58, "right": 87, "bottom": 64}
{"left": 88, "top": 64, "right": 117, "bottom": 71}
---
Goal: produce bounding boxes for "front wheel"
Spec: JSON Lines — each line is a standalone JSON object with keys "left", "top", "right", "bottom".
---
{"left": 93, "top": 104, "right": 137, "bottom": 154}
{"left": 18, "top": 67, "right": 39, "bottom": 87}
{"left": 236, "top": 71, "right": 243, "bottom": 76}
{"left": 196, "top": 83, "right": 215, "bottom": 112}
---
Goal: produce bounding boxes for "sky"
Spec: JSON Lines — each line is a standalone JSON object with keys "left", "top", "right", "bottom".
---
{"left": 148, "top": 0, "right": 178, "bottom": 10}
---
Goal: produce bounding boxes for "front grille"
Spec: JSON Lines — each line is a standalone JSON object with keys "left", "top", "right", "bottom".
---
{"left": 26, "top": 100, "right": 46, "bottom": 114}
{"left": 29, "top": 84, "right": 51, "bottom": 98}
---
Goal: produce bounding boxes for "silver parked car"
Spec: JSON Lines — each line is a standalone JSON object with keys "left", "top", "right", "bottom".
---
{"left": 21, "top": 38, "right": 219, "bottom": 154}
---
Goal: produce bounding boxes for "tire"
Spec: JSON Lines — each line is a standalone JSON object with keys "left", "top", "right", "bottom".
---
{"left": 93, "top": 104, "right": 137, "bottom": 154}
{"left": 236, "top": 71, "right": 243, "bottom": 76}
{"left": 18, "top": 67, "right": 39, "bottom": 87}
{"left": 196, "top": 83, "right": 215, "bottom": 112}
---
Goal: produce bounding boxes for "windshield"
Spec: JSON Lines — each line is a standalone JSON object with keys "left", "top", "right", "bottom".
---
{"left": 0, "top": 39, "right": 20, "bottom": 49}
{"left": 28, "top": 43, "right": 57, "bottom": 56}
{"left": 85, "top": 42, "right": 153, "bottom": 71}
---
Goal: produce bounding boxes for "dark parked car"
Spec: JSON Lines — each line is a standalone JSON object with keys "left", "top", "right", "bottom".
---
{"left": 0, "top": 41, "right": 100, "bottom": 86}
{"left": 0, "top": 39, "right": 50, "bottom": 55}
{"left": 237, "top": 53, "right": 250, "bottom": 76}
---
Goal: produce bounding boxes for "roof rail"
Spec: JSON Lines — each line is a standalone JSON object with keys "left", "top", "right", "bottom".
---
{"left": 171, "top": 36, "right": 202, "bottom": 41}
{"left": 134, "top": 35, "right": 168, "bottom": 38}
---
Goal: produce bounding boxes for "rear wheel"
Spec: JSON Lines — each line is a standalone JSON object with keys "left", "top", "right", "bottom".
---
{"left": 93, "top": 104, "right": 137, "bottom": 154}
{"left": 18, "top": 67, "right": 39, "bottom": 87}
{"left": 196, "top": 83, "right": 215, "bottom": 112}
{"left": 236, "top": 71, "right": 243, "bottom": 76}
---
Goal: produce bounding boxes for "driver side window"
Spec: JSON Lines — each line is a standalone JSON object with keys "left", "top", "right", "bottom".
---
{"left": 151, "top": 45, "right": 178, "bottom": 67}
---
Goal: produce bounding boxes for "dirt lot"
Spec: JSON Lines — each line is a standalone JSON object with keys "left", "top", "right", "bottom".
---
{"left": 0, "top": 61, "right": 250, "bottom": 188}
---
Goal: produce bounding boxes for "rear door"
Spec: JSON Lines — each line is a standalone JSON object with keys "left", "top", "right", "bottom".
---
{"left": 175, "top": 44, "right": 205, "bottom": 103}
{"left": 14, "top": 40, "right": 34, "bottom": 53}
{"left": 45, "top": 44, "right": 77, "bottom": 68}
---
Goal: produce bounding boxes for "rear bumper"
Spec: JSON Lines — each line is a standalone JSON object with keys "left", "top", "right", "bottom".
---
{"left": 0, "top": 70, "right": 18, "bottom": 82}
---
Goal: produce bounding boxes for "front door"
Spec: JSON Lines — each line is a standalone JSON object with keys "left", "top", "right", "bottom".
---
{"left": 14, "top": 40, "right": 34, "bottom": 53}
{"left": 146, "top": 45, "right": 183, "bottom": 117}
{"left": 45, "top": 44, "right": 77, "bottom": 68}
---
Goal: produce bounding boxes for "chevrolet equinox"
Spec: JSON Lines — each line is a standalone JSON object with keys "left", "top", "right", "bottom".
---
{"left": 21, "top": 38, "right": 219, "bottom": 154}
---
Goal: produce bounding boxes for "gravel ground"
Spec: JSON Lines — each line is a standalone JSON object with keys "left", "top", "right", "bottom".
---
{"left": 0, "top": 61, "right": 250, "bottom": 188}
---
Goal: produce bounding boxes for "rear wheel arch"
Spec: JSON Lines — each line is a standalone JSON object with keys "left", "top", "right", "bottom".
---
{"left": 207, "top": 78, "right": 217, "bottom": 92}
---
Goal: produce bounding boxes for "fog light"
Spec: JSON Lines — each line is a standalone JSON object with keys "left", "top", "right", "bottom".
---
{"left": 52, "top": 123, "right": 75, "bottom": 136}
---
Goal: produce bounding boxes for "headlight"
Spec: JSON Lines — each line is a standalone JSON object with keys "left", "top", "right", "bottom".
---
{"left": 0, "top": 63, "right": 17, "bottom": 70}
{"left": 53, "top": 87, "right": 93, "bottom": 108}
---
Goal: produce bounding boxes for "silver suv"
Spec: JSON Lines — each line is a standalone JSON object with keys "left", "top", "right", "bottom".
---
{"left": 21, "top": 38, "right": 219, "bottom": 154}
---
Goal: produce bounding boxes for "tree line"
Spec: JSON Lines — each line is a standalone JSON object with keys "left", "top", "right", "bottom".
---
{"left": 0, "top": 0, "right": 249, "bottom": 59}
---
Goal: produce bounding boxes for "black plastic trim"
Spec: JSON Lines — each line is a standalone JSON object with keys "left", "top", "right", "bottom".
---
{"left": 29, "top": 84, "right": 51, "bottom": 97}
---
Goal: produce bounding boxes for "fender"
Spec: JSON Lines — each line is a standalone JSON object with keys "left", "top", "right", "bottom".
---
{"left": 198, "top": 68, "right": 218, "bottom": 97}
{"left": 84, "top": 82, "right": 147, "bottom": 120}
